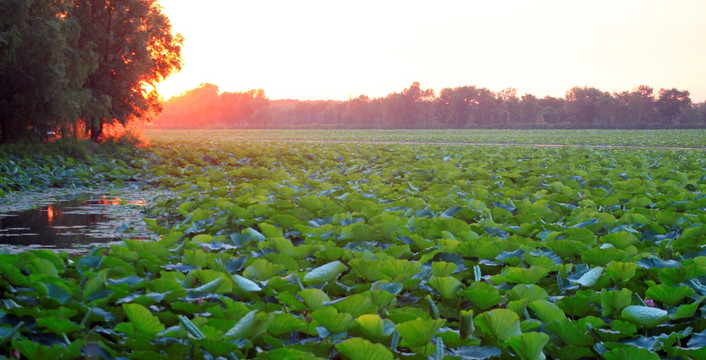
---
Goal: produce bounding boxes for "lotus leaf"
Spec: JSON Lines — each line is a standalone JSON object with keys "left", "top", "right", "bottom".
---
{"left": 474, "top": 309, "right": 521, "bottom": 342}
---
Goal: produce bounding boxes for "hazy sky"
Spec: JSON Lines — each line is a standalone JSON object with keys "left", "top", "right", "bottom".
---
{"left": 156, "top": 0, "right": 706, "bottom": 102}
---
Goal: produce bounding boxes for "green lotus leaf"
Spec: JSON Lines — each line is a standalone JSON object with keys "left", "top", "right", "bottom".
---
{"left": 224, "top": 310, "right": 272, "bottom": 339}
{"left": 378, "top": 259, "right": 421, "bottom": 283}
{"left": 645, "top": 284, "right": 695, "bottom": 306}
{"left": 36, "top": 317, "right": 83, "bottom": 335}
{"left": 545, "top": 319, "right": 593, "bottom": 347}
{"left": 396, "top": 317, "right": 446, "bottom": 347}
{"left": 348, "top": 258, "right": 384, "bottom": 281}
{"left": 330, "top": 294, "right": 378, "bottom": 318}
{"left": 267, "top": 312, "right": 305, "bottom": 337}
{"left": 600, "top": 231, "right": 638, "bottom": 249}
{"left": 122, "top": 303, "right": 165, "bottom": 338}
{"left": 507, "top": 332, "right": 550, "bottom": 360}
{"left": 528, "top": 300, "right": 566, "bottom": 323}
{"left": 431, "top": 261, "right": 457, "bottom": 277}
{"left": 581, "top": 247, "right": 628, "bottom": 267}
{"left": 507, "top": 284, "right": 549, "bottom": 303}
{"left": 310, "top": 307, "right": 356, "bottom": 334}
{"left": 461, "top": 282, "right": 505, "bottom": 310}
{"left": 600, "top": 288, "right": 633, "bottom": 317}
{"left": 259, "top": 222, "right": 283, "bottom": 238}
{"left": 336, "top": 337, "right": 394, "bottom": 360}
{"left": 304, "top": 260, "right": 348, "bottom": 285}
{"left": 428, "top": 276, "right": 463, "bottom": 300}
{"left": 605, "top": 261, "right": 637, "bottom": 283}
{"left": 340, "top": 222, "right": 377, "bottom": 242}
{"left": 191, "top": 338, "right": 240, "bottom": 357}
{"left": 299, "top": 288, "right": 331, "bottom": 310}
{"left": 621, "top": 305, "right": 669, "bottom": 328}
{"left": 474, "top": 309, "right": 521, "bottom": 342}
{"left": 603, "top": 346, "right": 660, "bottom": 360}
{"left": 243, "top": 259, "right": 285, "bottom": 281}
{"left": 368, "top": 289, "right": 398, "bottom": 310}
{"left": 669, "top": 300, "right": 702, "bottom": 320}
{"left": 232, "top": 274, "right": 261, "bottom": 292}
{"left": 257, "top": 348, "right": 322, "bottom": 360}
{"left": 355, "top": 314, "right": 386, "bottom": 341}
{"left": 504, "top": 266, "right": 549, "bottom": 284}
{"left": 574, "top": 266, "right": 603, "bottom": 287}
{"left": 192, "top": 234, "right": 213, "bottom": 243}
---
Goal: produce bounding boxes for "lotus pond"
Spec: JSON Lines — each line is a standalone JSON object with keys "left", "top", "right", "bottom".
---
{"left": 1, "top": 130, "right": 705, "bottom": 359}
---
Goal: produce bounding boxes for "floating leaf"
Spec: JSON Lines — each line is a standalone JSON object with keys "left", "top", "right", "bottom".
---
{"left": 528, "top": 300, "right": 566, "bottom": 323}
{"left": 645, "top": 284, "right": 695, "bottom": 306}
{"left": 299, "top": 288, "right": 331, "bottom": 310}
{"left": 507, "top": 332, "right": 550, "bottom": 360}
{"left": 336, "top": 337, "right": 393, "bottom": 360}
{"left": 224, "top": 310, "right": 272, "bottom": 339}
{"left": 603, "top": 346, "right": 660, "bottom": 360}
{"left": 232, "top": 274, "right": 261, "bottom": 292}
{"left": 396, "top": 317, "right": 446, "bottom": 347}
{"left": 329, "top": 294, "right": 378, "bottom": 318}
{"left": 461, "top": 282, "right": 505, "bottom": 310}
{"left": 355, "top": 314, "right": 386, "bottom": 341}
{"left": 122, "top": 303, "right": 164, "bottom": 338}
{"left": 504, "top": 266, "right": 549, "bottom": 284}
{"left": 573, "top": 266, "right": 603, "bottom": 287}
{"left": 304, "top": 261, "right": 348, "bottom": 285}
{"left": 310, "top": 306, "right": 356, "bottom": 334}
{"left": 428, "top": 276, "right": 463, "bottom": 300}
{"left": 474, "top": 309, "right": 521, "bottom": 342}
{"left": 600, "top": 288, "right": 633, "bottom": 317}
{"left": 621, "top": 305, "right": 669, "bottom": 328}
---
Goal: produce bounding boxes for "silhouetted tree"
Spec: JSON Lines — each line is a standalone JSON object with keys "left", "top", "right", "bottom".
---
{"left": 656, "top": 88, "right": 691, "bottom": 123}
{"left": 565, "top": 86, "right": 607, "bottom": 126}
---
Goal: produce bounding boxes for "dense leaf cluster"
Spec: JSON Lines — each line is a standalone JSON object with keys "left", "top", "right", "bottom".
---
{"left": 0, "top": 139, "right": 146, "bottom": 197}
{"left": 1, "top": 132, "right": 705, "bottom": 359}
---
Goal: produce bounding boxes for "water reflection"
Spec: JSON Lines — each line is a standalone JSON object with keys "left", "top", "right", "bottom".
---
{"left": 0, "top": 195, "right": 148, "bottom": 248}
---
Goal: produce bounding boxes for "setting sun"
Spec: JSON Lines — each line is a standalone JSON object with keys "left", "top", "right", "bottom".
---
{"left": 156, "top": 0, "right": 706, "bottom": 102}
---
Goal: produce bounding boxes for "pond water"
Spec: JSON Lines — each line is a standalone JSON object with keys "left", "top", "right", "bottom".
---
{"left": 0, "top": 187, "right": 170, "bottom": 253}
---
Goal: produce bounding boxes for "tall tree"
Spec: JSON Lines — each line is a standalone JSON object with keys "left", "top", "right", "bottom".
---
{"left": 615, "top": 85, "right": 656, "bottom": 126}
{"left": 656, "top": 88, "right": 691, "bottom": 123}
{"left": 565, "top": 86, "right": 606, "bottom": 126}
{"left": 72, "top": 0, "right": 182, "bottom": 141}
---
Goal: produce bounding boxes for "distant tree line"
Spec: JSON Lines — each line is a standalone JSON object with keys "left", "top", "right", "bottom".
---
{"left": 0, "top": 0, "right": 182, "bottom": 144}
{"left": 155, "top": 82, "right": 706, "bottom": 129}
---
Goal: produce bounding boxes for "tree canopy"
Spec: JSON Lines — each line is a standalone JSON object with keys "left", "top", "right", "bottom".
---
{"left": 0, "top": 0, "right": 182, "bottom": 143}
{"left": 153, "top": 83, "right": 705, "bottom": 130}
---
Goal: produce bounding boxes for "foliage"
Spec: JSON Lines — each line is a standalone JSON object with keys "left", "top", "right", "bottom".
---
{"left": 0, "top": 130, "right": 704, "bottom": 358}
{"left": 0, "top": 0, "right": 182, "bottom": 144}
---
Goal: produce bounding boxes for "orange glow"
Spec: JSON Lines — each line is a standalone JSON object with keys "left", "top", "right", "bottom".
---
{"left": 155, "top": 1, "right": 706, "bottom": 102}
{"left": 47, "top": 205, "right": 55, "bottom": 224}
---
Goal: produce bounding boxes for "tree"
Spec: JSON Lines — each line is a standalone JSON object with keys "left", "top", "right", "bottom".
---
{"left": 656, "top": 88, "right": 691, "bottom": 123}
{"left": 615, "top": 85, "right": 656, "bottom": 126}
{"left": 72, "top": 0, "right": 182, "bottom": 141}
{"left": 0, "top": 0, "right": 85, "bottom": 143}
{"left": 565, "top": 86, "right": 609, "bottom": 126}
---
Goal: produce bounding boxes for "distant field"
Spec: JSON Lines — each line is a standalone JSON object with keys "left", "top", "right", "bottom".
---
{"left": 146, "top": 128, "right": 706, "bottom": 148}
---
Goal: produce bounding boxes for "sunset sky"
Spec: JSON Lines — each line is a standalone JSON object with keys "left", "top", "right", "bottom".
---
{"left": 156, "top": 0, "right": 706, "bottom": 102}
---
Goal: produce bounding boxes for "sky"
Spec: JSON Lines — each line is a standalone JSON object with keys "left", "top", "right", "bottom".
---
{"left": 155, "top": 0, "right": 706, "bottom": 102}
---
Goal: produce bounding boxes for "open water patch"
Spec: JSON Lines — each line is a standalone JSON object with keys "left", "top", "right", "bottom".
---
{"left": 0, "top": 187, "right": 171, "bottom": 253}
